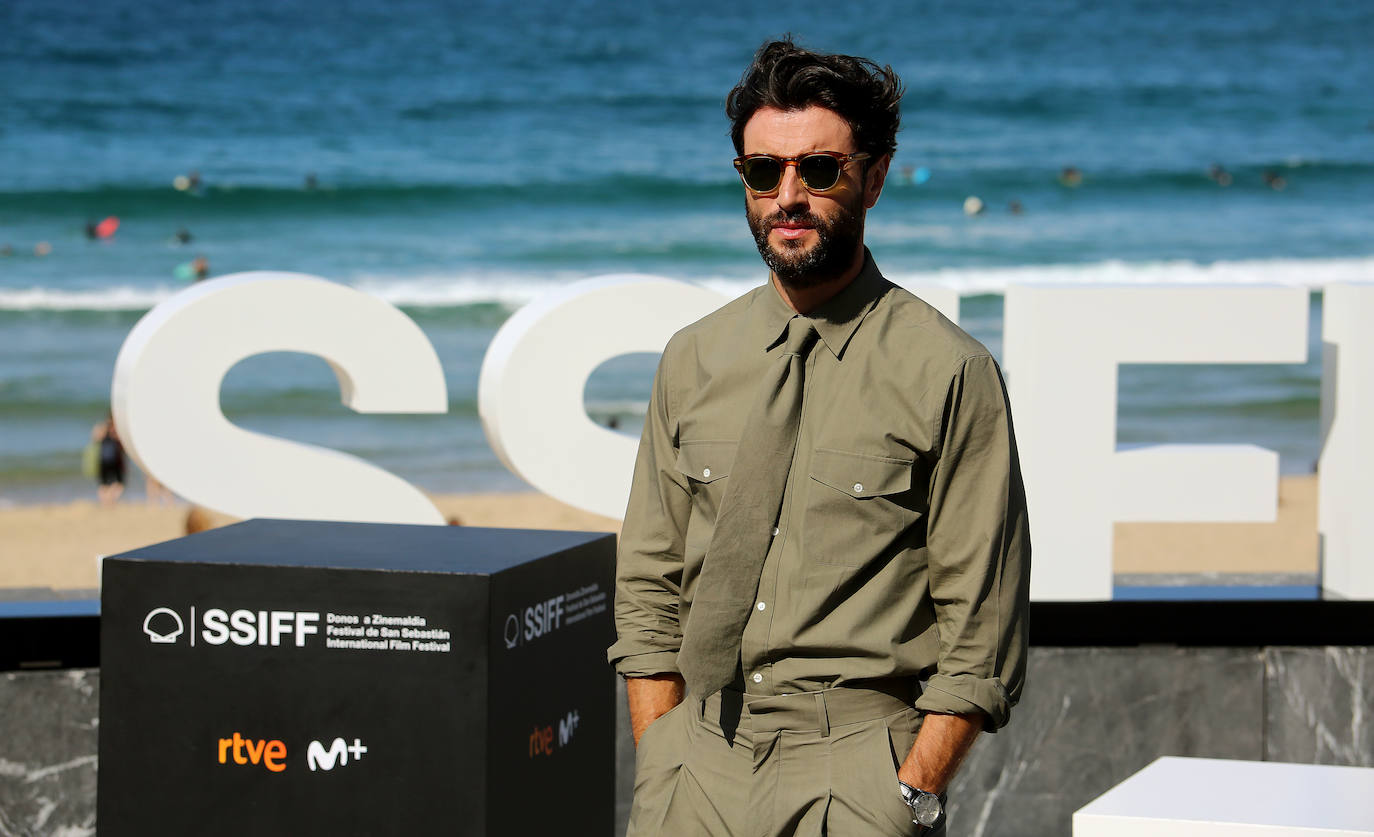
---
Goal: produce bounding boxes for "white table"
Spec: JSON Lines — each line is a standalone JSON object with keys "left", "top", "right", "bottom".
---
{"left": 1074, "top": 756, "right": 1374, "bottom": 836}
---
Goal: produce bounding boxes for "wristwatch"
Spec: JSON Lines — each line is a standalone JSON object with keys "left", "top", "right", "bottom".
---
{"left": 898, "top": 781, "right": 943, "bottom": 827}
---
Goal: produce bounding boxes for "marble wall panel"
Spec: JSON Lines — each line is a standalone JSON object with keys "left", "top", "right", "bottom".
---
{"left": 1264, "top": 647, "right": 1374, "bottom": 767}
{"left": 0, "top": 670, "right": 98, "bottom": 837}
{"left": 6, "top": 648, "right": 1367, "bottom": 837}
{"left": 945, "top": 647, "right": 1265, "bottom": 837}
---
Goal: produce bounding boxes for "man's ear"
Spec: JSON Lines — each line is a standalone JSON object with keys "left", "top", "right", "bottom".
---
{"left": 863, "top": 154, "right": 892, "bottom": 209}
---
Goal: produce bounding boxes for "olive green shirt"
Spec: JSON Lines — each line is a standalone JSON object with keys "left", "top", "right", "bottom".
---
{"left": 607, "top": 252, "right": 1031, "bottom": 730}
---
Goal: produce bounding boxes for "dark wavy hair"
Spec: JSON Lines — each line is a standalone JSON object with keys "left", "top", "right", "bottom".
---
{"left": 726, "top": 37, "right": 903, "bottom": 160}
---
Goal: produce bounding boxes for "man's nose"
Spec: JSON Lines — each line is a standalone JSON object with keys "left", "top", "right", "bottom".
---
{"left": 775, "top": 165, "right": 809, "bottom": 213}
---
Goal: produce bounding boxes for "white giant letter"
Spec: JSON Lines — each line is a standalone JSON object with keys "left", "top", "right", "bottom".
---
{"left": 111, "top": 272, "right": 448, "bottom": 525}
{"left": 479, "top": 276, "right": 726, "bottom": 519}
{"left": 1003, "top": 285, "right": 1309, "bottom": 600}
{"left": 1319, "top": 282, "right": 1374, "bottom": 599}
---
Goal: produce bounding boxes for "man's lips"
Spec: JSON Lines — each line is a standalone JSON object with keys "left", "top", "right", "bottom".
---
{"left": 772, "top": 224, "right": 815, "bottom": 241}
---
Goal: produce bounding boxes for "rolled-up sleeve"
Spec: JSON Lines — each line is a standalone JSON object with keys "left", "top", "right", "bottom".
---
{"left": 607, "top": 348, "right": 693, "bottom": 678}
{"left": 913, "top": 354, "right": 1031, "bottom": 731}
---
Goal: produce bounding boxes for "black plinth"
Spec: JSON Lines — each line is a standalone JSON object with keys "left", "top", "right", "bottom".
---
{"left": 96, "top": 519, "right": 616, "bottom": 837}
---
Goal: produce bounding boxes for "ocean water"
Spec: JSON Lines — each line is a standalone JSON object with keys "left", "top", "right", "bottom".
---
{"left": 1, "top": 0, "right": 1371, "bottom": 504}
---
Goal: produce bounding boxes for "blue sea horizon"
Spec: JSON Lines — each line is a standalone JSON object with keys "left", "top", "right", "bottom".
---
{"left": 2, "top": 0, "right": 1371, "bottom": 504}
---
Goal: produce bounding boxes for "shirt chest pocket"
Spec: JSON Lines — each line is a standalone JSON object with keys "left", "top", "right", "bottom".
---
{"left": 804, "top": 448, "right": 917, "bottom": 567}
{"left": 675, "top": 440, "right": 736, "bottom": 547}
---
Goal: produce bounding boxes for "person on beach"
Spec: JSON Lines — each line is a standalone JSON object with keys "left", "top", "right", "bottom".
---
{"left": 91, "top": 413, "right": 127, "bottom": 505}
{"left": 610, "top": 38, "right": 1031, "bottom": 836}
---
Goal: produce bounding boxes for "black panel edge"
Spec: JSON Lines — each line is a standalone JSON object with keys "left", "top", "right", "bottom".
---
{"left": 0, "top": 613, "right": 100, "bottom": 671}
{"left": 1030, "top": 600, "right": 1374, "bottom": 647}
{"left": 4, "top": 600, "right": 1374, "bottom": 672}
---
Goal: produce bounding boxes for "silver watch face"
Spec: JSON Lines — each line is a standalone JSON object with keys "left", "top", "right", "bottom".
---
{"left": 911, "top": 790, "right": 942, "bottom": 826}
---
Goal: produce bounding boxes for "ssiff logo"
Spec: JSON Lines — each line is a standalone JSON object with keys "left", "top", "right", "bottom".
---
{"left": 143, "top": 607, "right": 185, "bottom": 644}
{"left": 505, "top": 595, "right": 565, "bottom": 649}
{"left": 142, "top": 606, "right": 322, "bottom": 648}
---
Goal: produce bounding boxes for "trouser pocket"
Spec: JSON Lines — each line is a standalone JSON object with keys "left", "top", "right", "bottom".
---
{"left": 628, "top": 702, "right": 687, "bottom": 835}
{"left": 828, "top": 711, "right": 922, "bottom": 836}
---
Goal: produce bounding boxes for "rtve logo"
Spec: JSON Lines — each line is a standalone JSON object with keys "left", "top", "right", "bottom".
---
{"left": 528, "top": 710, "right": 580, "bottom": 758}
{"left": 216, "top": 733, "right": 367, "bottom": 773}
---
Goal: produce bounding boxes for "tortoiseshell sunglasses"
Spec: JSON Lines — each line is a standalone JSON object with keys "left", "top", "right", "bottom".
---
{"left": 733, "top": 151, "right": 870, "bottom": 194}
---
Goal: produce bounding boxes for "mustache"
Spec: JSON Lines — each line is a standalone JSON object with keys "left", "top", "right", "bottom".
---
{"left": 760, "top": 210, "right": 824, "bottom": 228}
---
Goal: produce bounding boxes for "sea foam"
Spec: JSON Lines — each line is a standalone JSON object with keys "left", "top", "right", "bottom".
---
{"left": 1, "top": 256, "right": 1369, "bottom": 313}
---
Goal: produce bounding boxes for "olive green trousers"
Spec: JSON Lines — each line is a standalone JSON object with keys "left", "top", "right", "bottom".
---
{"left": 627, "top": 684, "right": 946, "bottom": 836}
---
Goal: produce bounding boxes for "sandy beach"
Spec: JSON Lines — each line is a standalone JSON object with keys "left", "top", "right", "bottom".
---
{"left": 0, "top": 492, "right": 621, "bottom": 595}
{"left": 0, "top": 477, "right": 1316, "bottom": 596}
{"left": 1113, "top": 473, "right": 1318, "bottom": 576}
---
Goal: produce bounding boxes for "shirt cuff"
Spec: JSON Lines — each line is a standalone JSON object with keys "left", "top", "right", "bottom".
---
{"left": 609, "top": 649, "right": 681, "bottom": 679}
{"left": 914, "top": 673, "right": 1013, "bottom": 731}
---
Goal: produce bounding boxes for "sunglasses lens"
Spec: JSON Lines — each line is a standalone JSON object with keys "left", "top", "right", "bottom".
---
{"left": 798, "top": 155, "right": 842, "bottom": 190}
{"left": 741, "top": 157, "right": 783, "bottom": 192}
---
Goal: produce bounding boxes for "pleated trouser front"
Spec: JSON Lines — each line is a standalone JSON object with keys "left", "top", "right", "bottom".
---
{"left": 627, "top": 684, "right": 946, "bottom": 837}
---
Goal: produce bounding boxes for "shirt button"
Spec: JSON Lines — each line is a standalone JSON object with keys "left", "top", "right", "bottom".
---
{"left": 853, "top": 483, "right": 864, "bottom": 492}
{"left": 703, "top": 468, "right": 711, "bottom": 478}
{"left": 772, "top": 526, "right": 779, "bottom": 536}
{"left": 752, "top": 673, "right": 763, "bottom": 684}
{"left": 756, "top": 601, "right": 766, "bottom": 611}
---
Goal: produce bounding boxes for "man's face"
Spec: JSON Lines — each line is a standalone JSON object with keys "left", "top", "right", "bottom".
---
{"left": 740, "top": 106, "right": 887, "bottom": 287}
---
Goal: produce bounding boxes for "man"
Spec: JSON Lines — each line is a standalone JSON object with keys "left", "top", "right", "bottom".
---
{"left": 609, "top": 38, "right": 1030, "bottom": 836}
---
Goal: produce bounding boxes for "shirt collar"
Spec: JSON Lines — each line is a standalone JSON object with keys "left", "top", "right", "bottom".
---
{"left": 748, "top": 248, "right": 889, "bottom": 359}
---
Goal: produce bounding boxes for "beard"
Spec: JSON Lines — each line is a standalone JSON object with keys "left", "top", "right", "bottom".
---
{"left": 747, "top": 199, "right": 864, "bottom": 289}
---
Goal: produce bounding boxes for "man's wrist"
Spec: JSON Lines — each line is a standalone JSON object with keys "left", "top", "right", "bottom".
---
{"left": 898, "top": 781, "right": 944, "bottom": 827}
{"left": 897, "top": 710, "right": 982, "bottom": 795}
{"left": 626, "top": 673, "right": 685, "bottom": 747}
{"left": 897, "top": 764, "right": 943, "bottom": 796}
